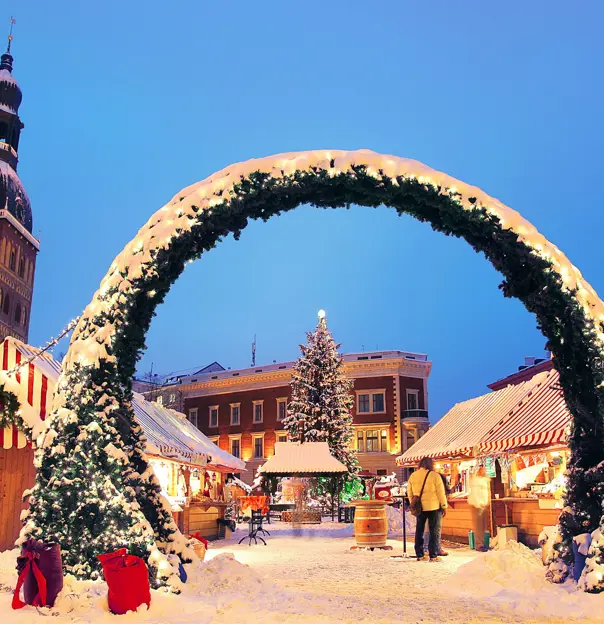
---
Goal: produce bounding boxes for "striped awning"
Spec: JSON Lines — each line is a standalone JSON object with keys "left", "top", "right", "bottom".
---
{"left": 478, "top": 370, "right": 569, "bottom": 454}
{"left": 397, "top": 370, "right": 562, "bottom": 466}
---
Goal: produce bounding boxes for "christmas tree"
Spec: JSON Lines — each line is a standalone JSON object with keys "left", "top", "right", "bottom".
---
{"left": 283, "top": 310, "right": 359, "bottom": 476}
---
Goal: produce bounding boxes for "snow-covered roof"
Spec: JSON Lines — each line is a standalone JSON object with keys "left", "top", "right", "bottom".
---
{"left": 132, "top": 392, "right": 245, "bottom": 472}
{"left": 397, "top": 369, "right": 570, "bottom": 465}
{"left": 259, "top": 442, "right": 347, "bottom": 475}
{"left": 0, "top": 337, "right": 245, "bottom": 471}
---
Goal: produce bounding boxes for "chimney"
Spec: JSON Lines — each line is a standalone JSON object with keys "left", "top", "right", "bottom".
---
{"left": 524, "top": 357, "right": 537, "bottom": 367}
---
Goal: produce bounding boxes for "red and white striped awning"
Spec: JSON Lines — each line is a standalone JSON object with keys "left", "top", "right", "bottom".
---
{"left": 1, "top": 338, "right": 57, "bottom": 449}
{"left": 396, "top": 370, "right": 566, "bottom": 466}
{"left": 478, "top": 370, "right": 569, "bottom": 454}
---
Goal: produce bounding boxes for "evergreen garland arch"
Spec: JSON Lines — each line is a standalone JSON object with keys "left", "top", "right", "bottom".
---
{"left": 22, "top": 150, "right": 604, "bottom": 590}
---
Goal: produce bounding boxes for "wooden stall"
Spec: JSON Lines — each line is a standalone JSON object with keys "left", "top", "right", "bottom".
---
{"left": 398, "top": 362, "right": 571, "bottom": 548}
{"left": 0, "top": 337, "right": 245, "bottom": 551}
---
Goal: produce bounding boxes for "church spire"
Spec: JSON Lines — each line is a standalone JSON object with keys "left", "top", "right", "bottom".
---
{"left": 0, "top": 17, "right": 15, "bottom": 72}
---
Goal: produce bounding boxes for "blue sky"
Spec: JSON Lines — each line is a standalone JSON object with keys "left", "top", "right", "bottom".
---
{"left": 9, "top": 1, "right": 604, "bottom": 421}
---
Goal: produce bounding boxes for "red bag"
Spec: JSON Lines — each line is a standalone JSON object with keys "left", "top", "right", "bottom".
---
{"left": 12, "top": 539, "right": 64, "bottom": 610}
{"left": 189, "top": 532, "right": 208, "bottom": 548}
{"left": 97, "top": 548, "right": 151, "bottom": 615}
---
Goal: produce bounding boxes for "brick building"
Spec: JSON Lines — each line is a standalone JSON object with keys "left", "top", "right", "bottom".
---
{"left": 156, "top": 350, "right": 431, "bottom": 484}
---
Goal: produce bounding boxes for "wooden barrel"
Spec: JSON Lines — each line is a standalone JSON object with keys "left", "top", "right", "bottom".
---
{"left": 352, "top": 500, "right": 388, "bottom": 548}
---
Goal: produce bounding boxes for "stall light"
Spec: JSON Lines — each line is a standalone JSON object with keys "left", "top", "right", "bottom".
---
{"left": 550, "top": 451, "right": 561, "bottom": 458}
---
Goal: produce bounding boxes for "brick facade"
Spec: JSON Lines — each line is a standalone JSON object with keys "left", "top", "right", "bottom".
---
{"left": 158, "top": 351, "right": 431, "bottom": 485}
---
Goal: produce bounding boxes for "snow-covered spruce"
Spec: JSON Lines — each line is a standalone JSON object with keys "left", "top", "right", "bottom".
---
{"left": 283, "top": 312, "right": 358, "bottom": 476}
{"left": 21, "top": 150, "right": 604, "bottom": 590}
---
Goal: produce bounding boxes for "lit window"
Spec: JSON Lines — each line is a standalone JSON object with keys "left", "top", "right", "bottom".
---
{"left": 406, "top": 429, "right": 416, "bottom": 448}
{"left": 209, "top": 406, "right": 218, "bottom": 428}
{"left": 230, "top": 404, "right": 240, "bottom": 425}
{"left": 277, "top": 398, "right": 287, "bottom": 421}
{"left": 381, "top": 429, "right": 388, "bottom": 452}
{"left": 253, "top": 401, "right": 263, "bottom": 423}
{"left": 254, "top": 437, "right": 264, "bottom": 458}
{"left": 358, "top": 394, "right": 370, "bottom": 412}
{"left": 366, "top": 430, "right": 379, "bottom": 453}
{"left": 156, "top": 395, "right": 163, "bottom": 405}
{"left": 231, "top": 438, "right": 240, "bottom": 458}
{"left": 357, "top": 431, "right": 365, "bottom": 453}
{"left": 188, "top": 408, "right": 198, "bottom": 428}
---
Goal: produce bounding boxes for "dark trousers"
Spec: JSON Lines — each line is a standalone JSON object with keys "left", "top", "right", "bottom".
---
{"left": 415, "top": 509, "right": 441, "bottom": 559}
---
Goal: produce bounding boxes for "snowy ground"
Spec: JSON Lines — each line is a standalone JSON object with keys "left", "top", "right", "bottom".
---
{"left": 2, "top": 521, "right": 604, "bottom": 623}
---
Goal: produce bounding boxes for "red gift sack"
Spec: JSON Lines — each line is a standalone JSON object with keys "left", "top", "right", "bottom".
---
{"left": 189, "top": 532, "right": 208, "bottom": 548}
{"left": 97, "top": 548, "right": 151, "bottom": 615}
{"left": 12, "top": 539, "right": 64, "bottom": 610}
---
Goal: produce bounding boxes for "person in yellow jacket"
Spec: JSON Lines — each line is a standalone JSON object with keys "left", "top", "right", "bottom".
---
{"left": 407, "top": 457, "right": 448, "bottom": 561}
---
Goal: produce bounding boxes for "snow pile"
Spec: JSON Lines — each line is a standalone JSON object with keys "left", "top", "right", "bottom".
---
{"left": 453, "top": 540, "right": 604, "bottom": 619}
{"left": 186, "top": 553, "right": 270, "bottom": 597}
{"left": 456, "top": 540, "right": 544, "bottom": 595}
{"left": 0, "top": 549, "right": 17, "bottom": 592}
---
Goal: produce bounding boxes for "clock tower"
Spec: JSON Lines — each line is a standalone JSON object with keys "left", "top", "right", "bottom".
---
{"left": 0, "top": 34, "right": 38, "bottom": 342}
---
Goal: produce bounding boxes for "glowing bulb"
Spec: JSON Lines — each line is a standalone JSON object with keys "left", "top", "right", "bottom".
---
{"left": 318, "top": 309, "right": 326, "bottom": 320}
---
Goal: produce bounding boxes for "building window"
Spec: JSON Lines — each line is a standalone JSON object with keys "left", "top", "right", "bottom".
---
{"left": 14, "top": 302, "right": 21, "bottom": 324}
{"left": 253, "top": 436, "right": 264, "bottom": 459}
{"left": 18, "top": 256, "right": 24, "bottom": 278}
{"left": 9, "top": 248, "right": 16, "bottom": 271}
{"left": 209, "top": 406, "right": 219, "bottom": 428}
{"left": 253, "top": 401, "right": 263, "bottom": 423}
{"left": 277, "top": 434, "right": 287, "bottom": 443}
{"left": 156, "top": 395, "right": 163, "bottom": 405}
{"left": 357, "top": 390, "right": 386, "bottom": 414}
{"left": 230, "top": 404, "right": 240, "bottom": 425}
{"left": 377, "top": 469, "right": 388, "bottom": 476}
{"left": 366, "top": 430, "right": 379, "bottom": 453}
{"left": 188, "top": 408, "right": 198, "bottom": 428}
{"left": 169, "top": 393, "right": 176, "bottom": 404}
{"left": 358, "top": 394, "right": 370, "bottom": 413}
{"left": 406, "top": 429, "right": 416, "bottom": 449}
{"left": 231, "top": 438, "right": 240, "bottom": 458}
{"left": 357, "top": 428, "right": 389, "bottom": 453}
{"left": 277, "top": 398, "right": 287, "bottom": 421}
{"left": 373, "top": 393, "right": 385, "bottom": 413}
{"left": 407, "top": 390, "right": 419, "bottom": 411}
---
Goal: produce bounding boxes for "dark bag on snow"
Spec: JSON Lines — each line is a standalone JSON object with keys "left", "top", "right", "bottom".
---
{"left": 12, "top": 539, "right": 64, "bottom": 609}
{"left": 409, "top": 470, "right": 431, "bottom": 517}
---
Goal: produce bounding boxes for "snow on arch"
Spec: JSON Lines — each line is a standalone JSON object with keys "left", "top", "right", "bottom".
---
{"left": 62, "top": 148, "right": 604, "bottom": 374}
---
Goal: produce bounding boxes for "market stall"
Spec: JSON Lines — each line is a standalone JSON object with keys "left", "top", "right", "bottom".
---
{"left": 259, "top": 441, "right": 348, "bottom": 523}
{"left": 133, "top": 394, "right": 246, "bottom": 539}
{"left": 0, "top": 336, "right": 245, "bottom": 549}
{"left": 397, "top": 366, "right": 571, "bottom": 547}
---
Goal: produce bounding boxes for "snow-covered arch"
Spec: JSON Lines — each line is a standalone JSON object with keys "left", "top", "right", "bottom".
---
{"left": 23, "top": 150, "right": 604, "bottom": 589}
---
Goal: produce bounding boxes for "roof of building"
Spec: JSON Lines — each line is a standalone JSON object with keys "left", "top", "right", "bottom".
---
{"left": 397, "top": 368, "right": 570, "bottom": 465}
{"left": 0, "top": 159, "right": 33, "bottom": 233}
{"left": 259, "top": 442, "right": 348, "bottom": 475}
{"left": 169, "top": 350, "right": 430, "bottom": 387}
{"left": 0, "top": 337, "right": 244, "bottom": 471}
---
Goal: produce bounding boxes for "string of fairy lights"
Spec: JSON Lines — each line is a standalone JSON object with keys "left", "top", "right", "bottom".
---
{"left": 4, "top": 316, "right": 81, "bottom": 377}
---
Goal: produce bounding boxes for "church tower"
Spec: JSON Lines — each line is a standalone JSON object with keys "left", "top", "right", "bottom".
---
{"left": 0, "top": 23, "right": 38, "bottom": 342}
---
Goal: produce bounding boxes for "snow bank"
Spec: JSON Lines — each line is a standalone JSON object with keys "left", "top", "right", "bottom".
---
{"left": 186, "top": 552, "right": 270, "bottom": 596}
{"left": 453, "top": 540, "right": 604, "bottom": 619}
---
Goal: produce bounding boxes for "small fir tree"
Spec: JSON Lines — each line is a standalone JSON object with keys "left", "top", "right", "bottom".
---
{"left": 283, "top": 311, "right": 359, "bottom": 476}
